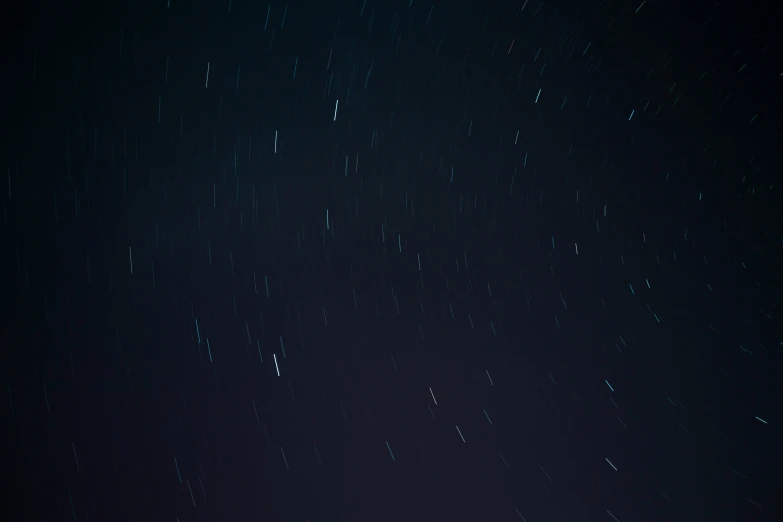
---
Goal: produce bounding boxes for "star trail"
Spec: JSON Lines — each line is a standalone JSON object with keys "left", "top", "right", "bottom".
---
{"left": 2, "top": 0, "right": 781, "bottom": 521}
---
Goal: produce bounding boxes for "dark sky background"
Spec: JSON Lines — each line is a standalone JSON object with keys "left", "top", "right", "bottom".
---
{"left": 2, "top": 0, "right": 781, "bottom": 521}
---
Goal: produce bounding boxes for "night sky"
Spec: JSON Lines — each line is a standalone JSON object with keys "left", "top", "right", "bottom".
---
{"left": 2, "top": 0, "right": 781, "bottom": 521}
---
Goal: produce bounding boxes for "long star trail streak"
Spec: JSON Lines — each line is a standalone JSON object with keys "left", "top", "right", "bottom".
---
{"left": 6, "top": 2, "right": 779, "bottom": 522}
{"left": 386, "top": 441, "right": 395, "bottom": 461}
{"left": 187, "top": 480, "right": 196, "bottom": 507}
{"left": 264, "top": 4, "right": 270, "bottom": 31}
{"left": 313, "top": 442, "right": 322, "bottom": 464}
{"left": 68, "top": 491, "right": 77, "bottom": 522}
{"left": 174, "top": 457, "right": 182, "bottom": 483}
{"left": 72, "top": 442, "right": 80, "bottom": 474}
{"left": 281, "top": 447, "right": 289, "bottom": 471}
